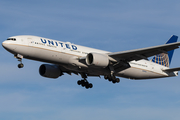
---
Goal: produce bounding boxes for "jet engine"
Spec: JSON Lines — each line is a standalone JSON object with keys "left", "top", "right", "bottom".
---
{"left": 39, "top": 64, "right": 62, "bottom": 78}
{"left": 86, "top": 53, "right": 109, "bottom": 68}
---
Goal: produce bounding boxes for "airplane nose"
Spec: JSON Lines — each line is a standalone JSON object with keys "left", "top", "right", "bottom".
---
{"left": 2, "top": 40, "right": 16, "bottom": 53}
{"left": 2, "top": 41, "right": 7, "bottom": 48}
{"left": 2, "top": 40, "right": 10, "bottom": 49}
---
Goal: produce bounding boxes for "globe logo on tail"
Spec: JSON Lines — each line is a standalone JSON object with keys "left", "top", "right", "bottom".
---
{"left": 151, "top": 53, "right": 169, "bottom": 67}
{"left": 151, "top": 35, "right": 178, "bottom": 67}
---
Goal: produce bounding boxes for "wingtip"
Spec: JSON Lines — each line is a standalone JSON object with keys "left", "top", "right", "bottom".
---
{"left": 172, "top": 35, "right": 178, "bottom": 38}
{"left": 166, "top": 35, "right": 178, "bottom": 44}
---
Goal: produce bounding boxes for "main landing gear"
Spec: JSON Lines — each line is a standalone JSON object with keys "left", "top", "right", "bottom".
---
{"left": 77, "top": 73, "right": 93, "bottom": 89}
{"left": 14, "top": 54, "right": 24, "bottom": 68}
{"left": 77, "top": 79, "right": 93, "bottom": 89}
{"left": 105, "top": 65, "right": 120, "bottom": 84}
{"left": 104, "top": 75, "right": 120, "bottom": 84}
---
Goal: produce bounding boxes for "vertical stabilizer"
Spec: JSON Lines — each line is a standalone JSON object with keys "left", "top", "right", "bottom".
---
{"left": 151, "top": 35, "right": 178, "bottom": 67}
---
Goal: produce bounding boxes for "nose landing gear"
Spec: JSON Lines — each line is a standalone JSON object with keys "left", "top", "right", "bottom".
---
{"left": 14, "top": 54, "right": 24, "bottom": 68}
{"left": 18, "top": 63, "right": 24, "bottom": 68}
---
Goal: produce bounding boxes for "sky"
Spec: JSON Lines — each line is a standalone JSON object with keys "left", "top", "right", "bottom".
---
{"left": 1, "top": 0, "right": 180, "bottom": 120}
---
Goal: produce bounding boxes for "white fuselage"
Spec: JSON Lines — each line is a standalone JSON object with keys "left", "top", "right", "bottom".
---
{"left": 2, "top": 35, "right": 178, "bottom": 80}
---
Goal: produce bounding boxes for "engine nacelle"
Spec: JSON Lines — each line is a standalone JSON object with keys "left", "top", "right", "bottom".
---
{"left": 39, "top": 64, "right": 62, "bottom": 79}
{"left": 86, "top": 53, "right": 109, "bottom": 68}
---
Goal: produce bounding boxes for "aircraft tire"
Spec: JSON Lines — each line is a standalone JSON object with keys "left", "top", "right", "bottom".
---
{"left": 89, "top": 83, "right": 93, "bottom": 88}
{"left": 81, "top": 80, "right": 85, "bottom": 87}
{"left": 116, "top": 78, "right": 120, "bottom": 83}
{"left": 18, "top": 63, "right": 24, "bottom": 68}
{"left": 77, "top": 80, "right": 81, "bottom": 85}
{"left": 85, "top": 85, "right": 89, "bottom": 89}
{"left": 112, "top": 80, "right": 116, "bottom": 84}
{"left": 108, "top": 79, "right": 112, "bottom": 82}
{"left": 104, "top": 75, "right": 108, "bottom": 80}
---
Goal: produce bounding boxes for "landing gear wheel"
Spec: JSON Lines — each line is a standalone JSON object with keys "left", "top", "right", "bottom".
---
{"left": 89, "top": 83, "right": 93, "bottom": 88}
{"left": 104, "top": 75, "right": 108, "bottom": 80}
{"left": 112, "top": 80, "right": 116, "bottom": 84}
{"left": 81, "top": 80, "right": 85, "bottom": 87}
{"left": 78, "top": 73, "right": 94, "bottom": 89}
{"left": 18, "top": 63, "right": 24, "bottom": 68}
{"left": 85, "top": 85, "right": 89, "bottom": 89}
{"left": 77, "top": 80, "right": 81, "bottom": 85}
{"left": 116, "top": 78, "right": 120, "bottom": 83}
{"left": 108, "top": 79, "right": 112, "bottom": 82}
{"left": 85, "top": 83, "right": 93, "bottom": 89}
{"left": 77, "top": 79, "right": 93, "bottom": 89}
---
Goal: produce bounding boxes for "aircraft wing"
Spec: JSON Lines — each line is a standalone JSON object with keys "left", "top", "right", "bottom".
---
{"left": 108, "top": 42, "right": 180, "bottom": 61}
{"left": 163, "top": 67, "right": 180, "bottom": 72}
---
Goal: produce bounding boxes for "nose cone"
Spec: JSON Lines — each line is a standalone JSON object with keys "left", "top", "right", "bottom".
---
{"left": 2, "top": 41, "right": 8, "bottom": 48}
{"left": 2, "top": 40, "right": 16, "bottom": 54}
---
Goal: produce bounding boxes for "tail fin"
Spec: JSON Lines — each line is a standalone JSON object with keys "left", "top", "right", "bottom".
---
{"left": 151, "top": 35, "right": 178, "bottom": 67}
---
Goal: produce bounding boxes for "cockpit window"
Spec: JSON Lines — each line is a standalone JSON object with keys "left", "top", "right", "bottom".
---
{"left": 7, "top": 38, "right": 16, "bottom": 41}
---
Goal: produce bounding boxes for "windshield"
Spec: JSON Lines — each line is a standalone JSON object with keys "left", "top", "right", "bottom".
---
{"left": 7, "top": 38, "right": 16, "bottom": 41}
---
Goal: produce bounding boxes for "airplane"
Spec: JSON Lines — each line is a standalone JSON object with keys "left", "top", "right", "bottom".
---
{"left": 2, "top": 35, "right": 180, "bottom": 89}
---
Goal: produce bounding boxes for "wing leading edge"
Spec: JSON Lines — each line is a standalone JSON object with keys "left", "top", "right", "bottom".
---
{"left": 108, "top": 35, "right": 180, "bottom": 62}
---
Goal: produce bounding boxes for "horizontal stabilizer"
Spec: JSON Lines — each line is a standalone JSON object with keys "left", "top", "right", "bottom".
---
{"left": 163, "top": 67, "right": 180, "bottom": 72}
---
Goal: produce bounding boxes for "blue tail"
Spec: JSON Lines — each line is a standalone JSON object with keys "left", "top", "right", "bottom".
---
{"left": 151, "top": 35, "right": 178, "bottom": 67}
